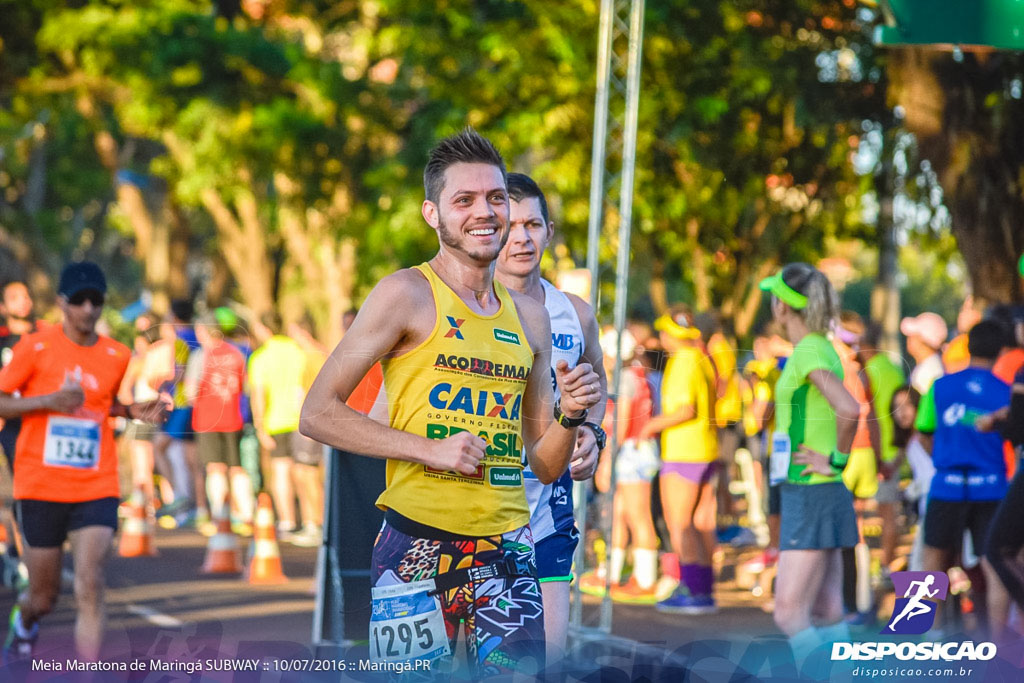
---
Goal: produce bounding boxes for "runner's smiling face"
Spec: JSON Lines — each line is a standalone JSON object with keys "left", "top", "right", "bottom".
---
{"left": 423, "top": 162, "right": 510, "bottom": 264}
{"left": 496, "top": 196, "right": 553, "bottom": 278}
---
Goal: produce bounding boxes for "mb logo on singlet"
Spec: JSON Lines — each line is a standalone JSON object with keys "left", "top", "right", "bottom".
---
{"left": 884, "top": 571, "right": 949, "bottom": 635}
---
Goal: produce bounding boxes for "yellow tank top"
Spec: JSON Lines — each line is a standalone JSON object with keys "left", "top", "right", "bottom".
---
{"left": 375, "top": 263, "right": 534, "bottom": 536}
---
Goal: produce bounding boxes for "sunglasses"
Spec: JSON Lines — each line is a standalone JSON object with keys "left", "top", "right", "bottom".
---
{"left": 67, "top": 290, "right": 105, "bottom": 307}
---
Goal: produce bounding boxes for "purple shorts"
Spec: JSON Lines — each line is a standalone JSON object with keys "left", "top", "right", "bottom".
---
{"left": 660, "top": 461, "right": 717, "bottom": 485}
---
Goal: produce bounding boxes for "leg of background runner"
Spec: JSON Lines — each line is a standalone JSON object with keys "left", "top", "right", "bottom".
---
{"left": 270, "top": 456, "right": 297, "bottom": 530}
{"left": 660, "top": 474, "right": 701, "bottom": 585}
{"left": 983, "top": 557, "right": 1010, "bottom": 640}
{"left": 922, "top": 545, "right": 952, "bottom": 630}
{"left": 292, "top": 463, "right": 323, "bottom": 528}
{"left": 623, "top": 482, "right": 659, "bottom": 588}
{"left": 130, "top": 437, "right": 156, "bottom": 506}
{"left": 229, "top": 466, "right": 254, "bottom": 524}
{"left": 68, "top": 525, "right": 114, "bottom": 659}
{"left": 541, "top": 581, "right": 569, "bottom": 660}
{"left": 18, "top": 545, "right": 62, "bottom": 629}
{"left": 206, "top": 463, "right": 229, "bottom": 520}
{"left": 774, "top": 549, "right": 828, "bottom": 637}
{"left": 693, "top": 477, "right": 718, "bottom": 597}
{"left": 183, "top": 440, "right": 208, "bottom": 518}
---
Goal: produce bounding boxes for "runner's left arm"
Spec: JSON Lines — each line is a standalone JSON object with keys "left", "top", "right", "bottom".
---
{"left": 566, "top": 293, "right": 606, "bottom": 480}
{"left": 516, "top": 295, "right": 601, "bottom": 484}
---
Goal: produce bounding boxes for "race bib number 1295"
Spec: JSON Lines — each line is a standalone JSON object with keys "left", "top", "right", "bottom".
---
{"left": 370, "top": 579, "right": 450, "bottom": 664}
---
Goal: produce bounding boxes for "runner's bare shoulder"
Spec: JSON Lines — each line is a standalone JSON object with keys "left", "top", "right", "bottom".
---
{"left": 507, "top": 288, "right": 551, "bottom": 356}
{"left": 564, "top": 291, "right": 596, "bottom": 325}
{"left": 360, "top": 268, "right": 436, "bottom": 358}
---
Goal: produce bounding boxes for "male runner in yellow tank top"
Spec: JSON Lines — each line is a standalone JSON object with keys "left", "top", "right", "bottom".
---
{"left": 300, "top": 129, "right": 600, "bottom": 679}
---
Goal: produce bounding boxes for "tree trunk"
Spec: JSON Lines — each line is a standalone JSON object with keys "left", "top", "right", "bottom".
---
{"left": 199, "top": 188, "right": 275, "bottom": 318}
{"left": 686, "top": 218, "right": 711, "bottom": 311}
{"left": 887, "top": 48, "right": 1024, "bottom": 303}
{"left": 648, "top": 256, "right": 669, "bottom": 317}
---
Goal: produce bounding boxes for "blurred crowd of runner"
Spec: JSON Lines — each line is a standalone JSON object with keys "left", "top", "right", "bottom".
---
{"left": 0, "top": 142, "right": 1021, "bottom": 677}
{"left": 576, "top": 277, "right": 1024, "bottom": 647}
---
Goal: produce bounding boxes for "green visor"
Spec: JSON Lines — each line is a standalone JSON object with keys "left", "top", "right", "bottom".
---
{"left": 759, "top": 273, "right": 808, "bottom": 310}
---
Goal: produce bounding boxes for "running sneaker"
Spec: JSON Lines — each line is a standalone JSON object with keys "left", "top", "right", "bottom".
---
{"left": 654, "top": 575, "right": 680, "bottom": 601}
{"left": 610, "top": 578, "right": 660, "bottom": 605}
{"left": 288, "top": 524, "right": 322, "bottom": 548}
{"left": 578, "top": 571, "right": 612, "bottom": 597}
{"left": 656, "top": 591, "right": 718, "bottom": 615}
{"left": 740, "top": 548, "right": 779, "bottom": 574}
{"left": 231, "top": 521, "right": 253, "bottom": 537}
{"left": 3, "top": 606, "right": 37, "bottom": 664}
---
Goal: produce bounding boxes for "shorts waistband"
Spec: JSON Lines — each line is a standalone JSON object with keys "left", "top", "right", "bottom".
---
{"left": 384, "top": 509, "right": 491, "bottom": 542}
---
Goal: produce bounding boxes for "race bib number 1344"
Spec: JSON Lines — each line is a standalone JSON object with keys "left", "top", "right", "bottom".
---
{"left": 43, "top": 416, "right": 100, "bottom": 470}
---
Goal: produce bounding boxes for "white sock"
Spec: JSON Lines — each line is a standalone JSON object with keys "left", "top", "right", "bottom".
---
{"left": 632, "top": 548, "right": 658, "bottom": 590}
{"left": 206, "top": 470, "right": 229, "bottom": 520}
{"left": 817, "top": 620, "right": 850, "bottom": 644}
{"left": 788, "top": 626, "right": 822, "bottom": 662}
{"left": 610, "top": 547, "right": 627, "bottom": 585}
{"left": 231, "top": 471, "right": 255, "bottom": 523}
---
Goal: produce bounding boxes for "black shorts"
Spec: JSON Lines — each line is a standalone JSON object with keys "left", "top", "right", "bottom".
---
{"left": 924, "top": 498, "right": 1000, "bottom": 552}
{"left": 16, "top": 497, "right": 119, "bottom": 548}
{"left": 196, "top": 430, "right": 242, "bottom": 468}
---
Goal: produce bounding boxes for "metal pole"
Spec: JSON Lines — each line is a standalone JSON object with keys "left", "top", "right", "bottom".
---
{"left": 599, "top": 0, "right": 645, "bottom": 633}
{"left": 571, "top": 0, "right": 616, "bottom": 634}
{"left": 312, "top": 445, "right": 334, "bottom": 645}
{"left": 585, "top": 0, "right": 615, "bottom": 311}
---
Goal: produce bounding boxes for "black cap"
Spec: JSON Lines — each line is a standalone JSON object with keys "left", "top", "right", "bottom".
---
{"left": 57, "top": 261, "right": 107, "bottom": 298}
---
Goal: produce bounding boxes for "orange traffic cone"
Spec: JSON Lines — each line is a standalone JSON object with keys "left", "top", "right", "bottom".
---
{"left": 119, "top": 488, "right": 158, "bottom": 557}
{"left": 201, "top": 496, "right": 242, "bottom": 574}
{"left": 246, "top": 493, "right": 288, "bottom": 585}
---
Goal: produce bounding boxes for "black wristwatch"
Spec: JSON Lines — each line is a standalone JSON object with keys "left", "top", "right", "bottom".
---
{"left": 581, "top": 422, "right": 607, "bottom": 450}
{"left": 553, "top": 399, "right": 588, "bottom": 428}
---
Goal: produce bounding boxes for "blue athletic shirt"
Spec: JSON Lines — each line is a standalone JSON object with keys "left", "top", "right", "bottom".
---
{"left": 915, "top": 367, "right": 1011, "bottom": 501}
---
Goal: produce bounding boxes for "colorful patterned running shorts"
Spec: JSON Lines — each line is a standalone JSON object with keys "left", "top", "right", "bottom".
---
{"left": 371, "top": 516, "right": 545, "bottom": 678}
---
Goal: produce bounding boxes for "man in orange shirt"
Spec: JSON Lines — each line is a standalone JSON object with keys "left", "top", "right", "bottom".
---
{"left": 0, "top": 262, "right": 168, "bottom": 662}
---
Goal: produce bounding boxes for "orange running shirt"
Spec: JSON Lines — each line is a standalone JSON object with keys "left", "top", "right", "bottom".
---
{"left": 0, "top": 326, "right": 130, "bottom": 502}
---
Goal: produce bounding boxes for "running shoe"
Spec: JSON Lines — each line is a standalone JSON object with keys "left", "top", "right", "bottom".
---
{"left": 656, "top": 591, "right": 718, "bottom": 615}
{"left": 288, "top": 524, "right": 322, "bottom": 548}
{"left": 845, "top": 610, "right": 878, "bottom": 628}
{"left": 740, "top": 548, "right": 779, "bottom": 574}
{"left": 3, "top": 606, "right": 37, "bottom": 664}
{"left": 610, "top": 578, "right": 660, "bottom": 605}
{"left": 578, "top": 571, "right": 612, "bottom": 597}
{"left": 654, "top": 575, "right": 680, "bottom": 601}
{"left": 231, "top": 521, "right": 253, "bottom": 537}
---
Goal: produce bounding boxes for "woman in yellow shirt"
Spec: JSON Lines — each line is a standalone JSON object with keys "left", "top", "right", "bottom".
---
{"left": 639, "top": 305, "right": 719, "bottom": 614}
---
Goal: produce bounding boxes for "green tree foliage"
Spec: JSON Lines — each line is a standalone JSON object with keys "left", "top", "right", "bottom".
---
{"left": 1, "top": 0, "right": 896, "bottom": 339}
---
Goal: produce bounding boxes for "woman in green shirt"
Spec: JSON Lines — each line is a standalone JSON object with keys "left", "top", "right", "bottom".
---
{"left": 758, "top": 263, "right": 860, "bottom": 663}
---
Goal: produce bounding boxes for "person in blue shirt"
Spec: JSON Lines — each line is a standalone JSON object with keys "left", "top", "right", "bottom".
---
{"left": 916, "top": 319, "right": 1012, "bottom": 632}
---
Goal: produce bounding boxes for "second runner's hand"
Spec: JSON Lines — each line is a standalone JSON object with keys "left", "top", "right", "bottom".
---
{"left": 554, "top": 360, "right": 601, "bottom": 416}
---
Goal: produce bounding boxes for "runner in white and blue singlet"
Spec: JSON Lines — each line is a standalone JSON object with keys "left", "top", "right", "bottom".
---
{"left": 496, "top": 173, "right": 607, "bottom": 659}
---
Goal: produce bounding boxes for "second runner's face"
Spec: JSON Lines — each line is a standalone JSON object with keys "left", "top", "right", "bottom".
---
{"left": 497, "top": 197, "right": 553, "bottom": 278}
{"left": 425, "top": 162, "right": 510, "bottom": 265}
